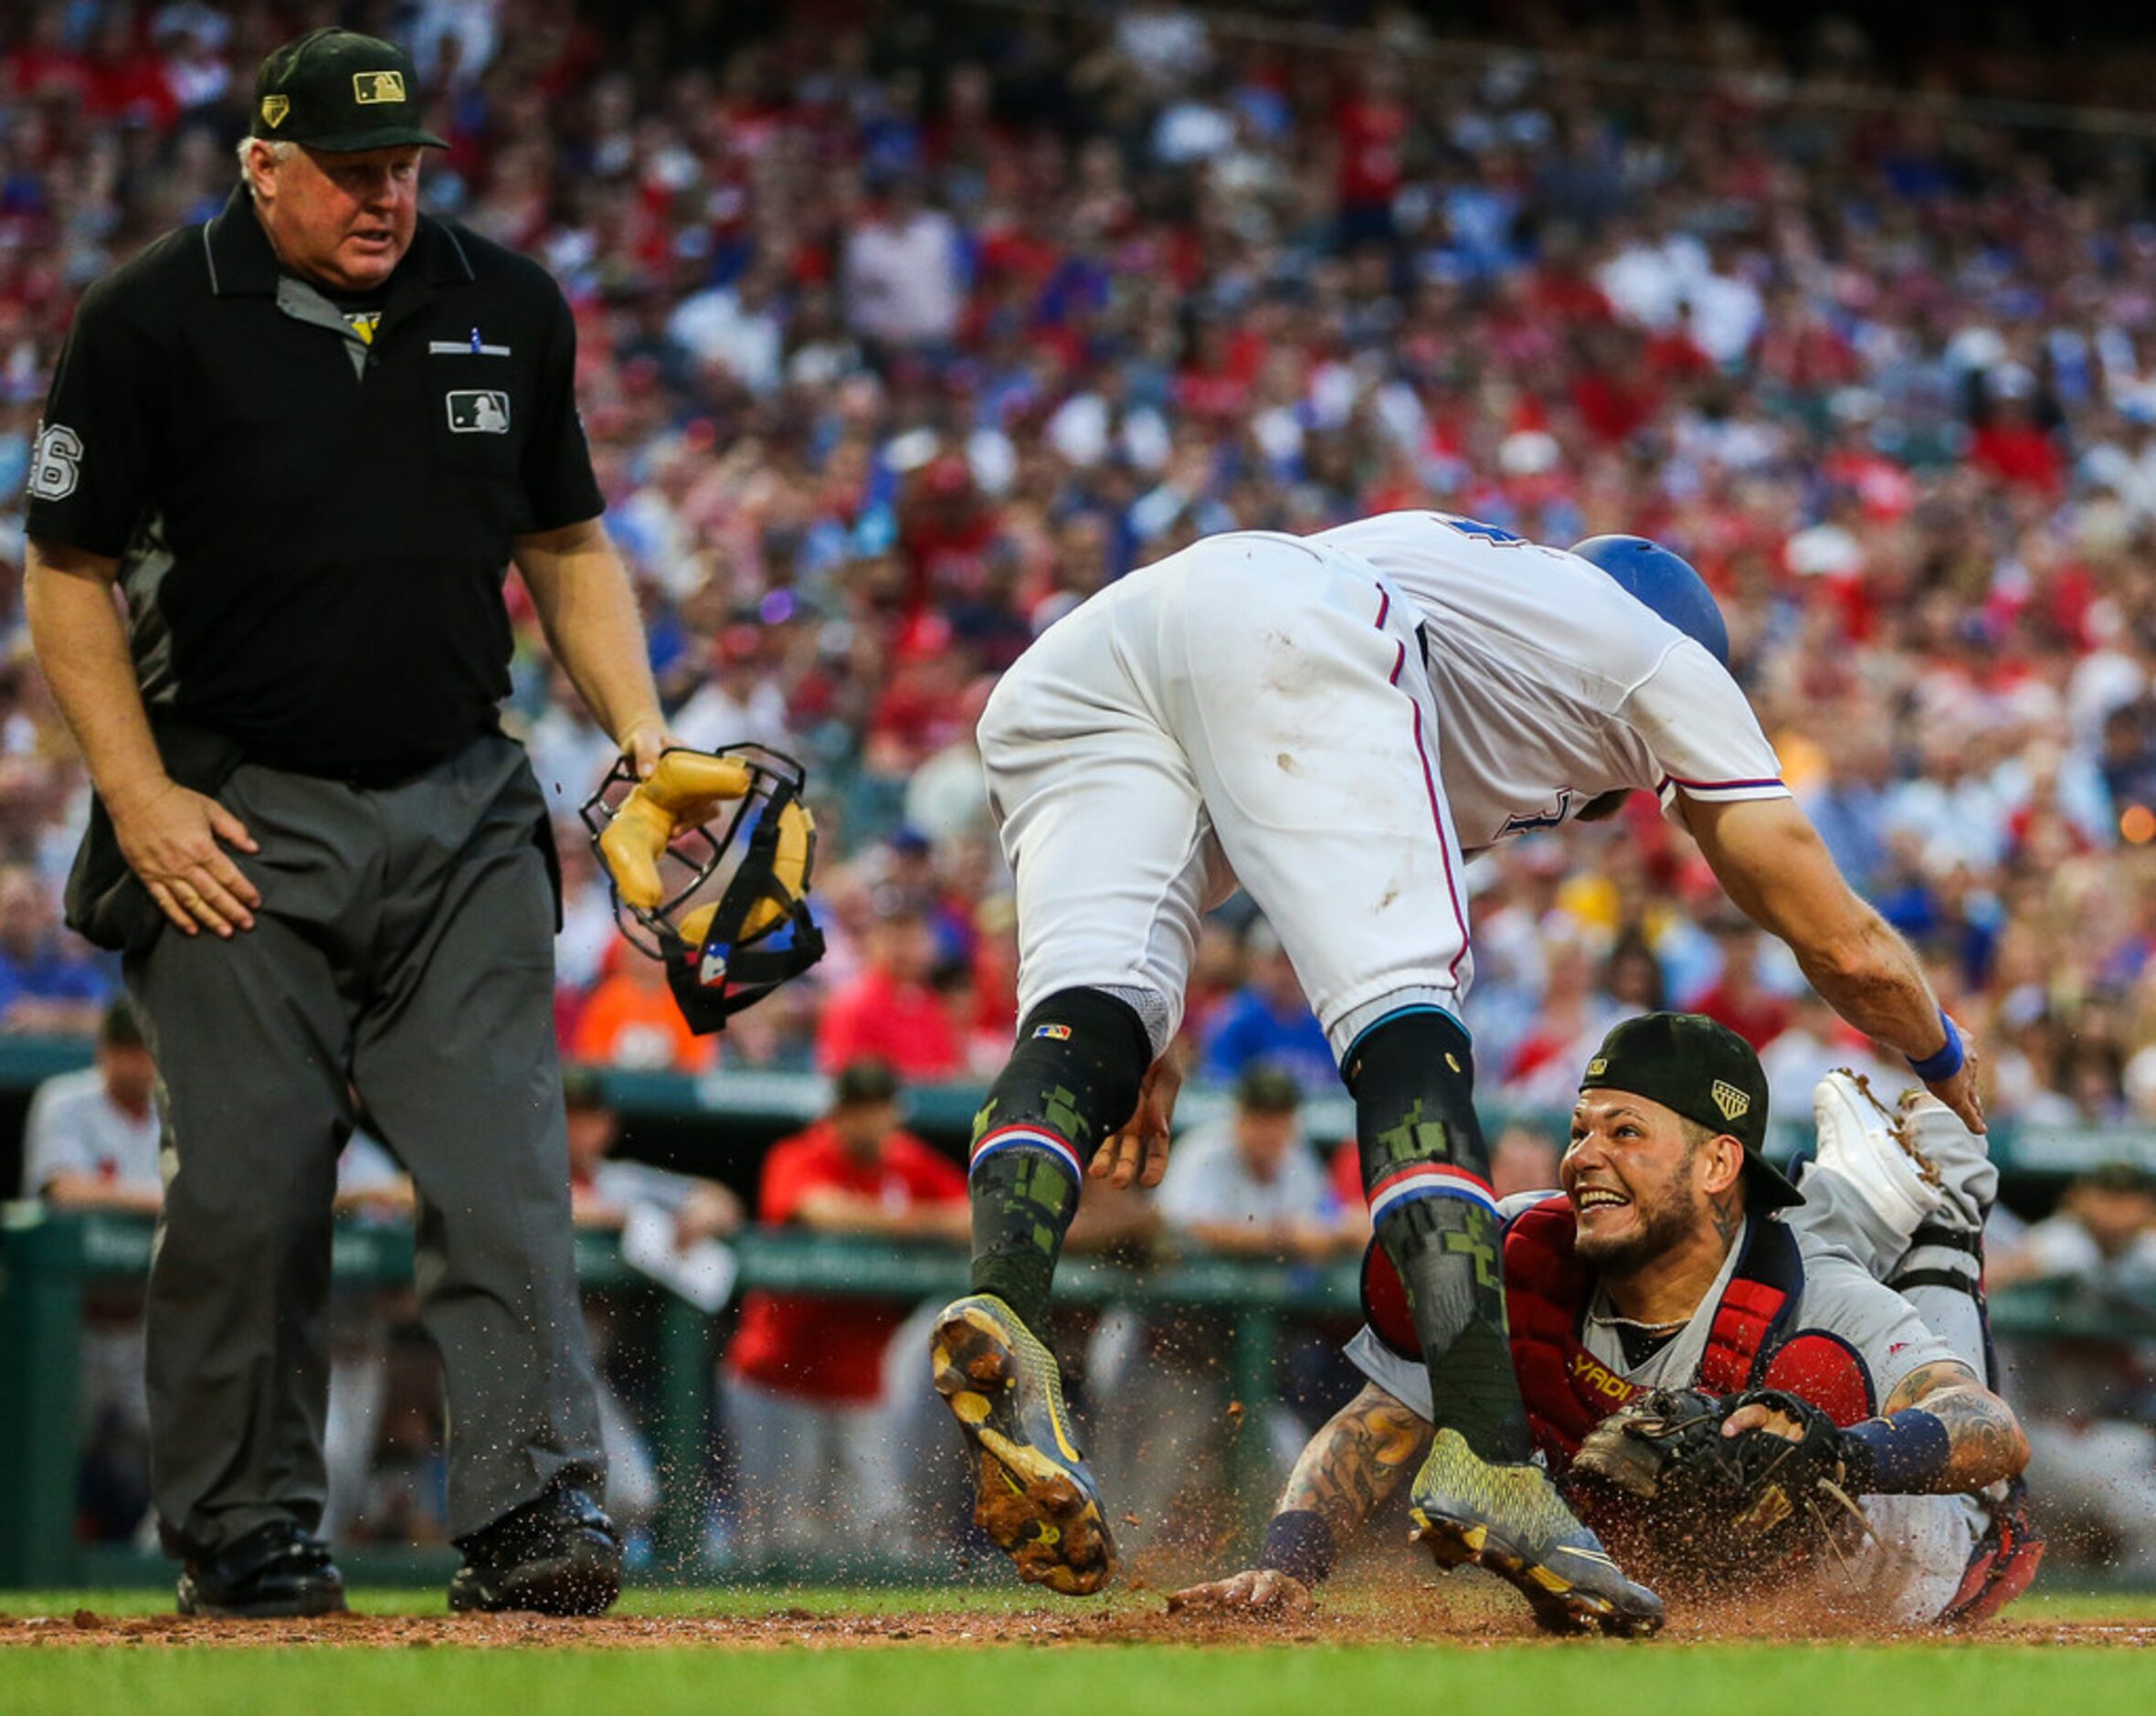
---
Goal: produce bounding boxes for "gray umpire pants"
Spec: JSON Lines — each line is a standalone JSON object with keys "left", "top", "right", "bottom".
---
{"left": 127, "top": 732, "right": 606, "bottom": 1553}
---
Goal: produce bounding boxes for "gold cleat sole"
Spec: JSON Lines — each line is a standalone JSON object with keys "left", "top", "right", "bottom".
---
{"left": 1410, "top": 1507, "right": 1663, "bottom": 1639}
{"left": 931, "top": 1303, "right": 1114, "bottom": 1596}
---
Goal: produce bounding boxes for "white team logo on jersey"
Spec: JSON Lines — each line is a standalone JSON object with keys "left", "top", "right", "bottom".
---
{"left": 27, "top": 420, "right": 83, "bottom": 501}
{"left": 446, "top": 390, "right": 511, "bottom": 433}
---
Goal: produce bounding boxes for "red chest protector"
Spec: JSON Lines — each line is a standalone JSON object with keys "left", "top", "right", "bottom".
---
{"left": 1361, "top": 1196, "right": 1876, "bottom": 1470}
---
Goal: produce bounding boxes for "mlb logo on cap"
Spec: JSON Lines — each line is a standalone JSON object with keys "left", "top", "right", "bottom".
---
{"left": 250, "top": 28, "right": 447, "bottom": 152}
{"left": 447, "top": 391, "right": 511, "bottom": 434}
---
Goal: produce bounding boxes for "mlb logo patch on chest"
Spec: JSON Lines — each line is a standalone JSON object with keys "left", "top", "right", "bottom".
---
{"left": 446, "top": 390, "right": 511, "bottom": 434}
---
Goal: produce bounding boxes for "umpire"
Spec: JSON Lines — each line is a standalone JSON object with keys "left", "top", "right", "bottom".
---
{"left": 23, "top": 30, "right": 665, "bottom": 1617}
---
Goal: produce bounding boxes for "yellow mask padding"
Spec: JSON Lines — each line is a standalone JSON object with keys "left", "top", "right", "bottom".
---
{"left": 597, "top": 751, "right": 755, "bottom": 911}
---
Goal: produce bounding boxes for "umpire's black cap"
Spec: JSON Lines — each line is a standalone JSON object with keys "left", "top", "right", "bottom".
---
{"left": 252, "top": 28, "right": 448, "bottom": 152}
{"left": 1578, "top": 1012, "right": 1803, "bottom": 1210}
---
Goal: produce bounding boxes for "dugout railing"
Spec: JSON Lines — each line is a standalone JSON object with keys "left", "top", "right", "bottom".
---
{"left": 3, "top": 1039, "right": 2155, "bottom": 1202}
{"left": 4, "top": 1206, "right": 2154, "bottom": 1591}
{"left": 0, "top": 1207, "right": 1369, "bottom": 1588}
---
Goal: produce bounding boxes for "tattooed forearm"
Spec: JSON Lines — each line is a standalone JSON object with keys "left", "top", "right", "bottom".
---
{"left": 1276, "top": 1382, "right": 1434, "bottom": 1541}
{"left": 1878, "top": 1360, "right": 2030, "bottom": 1492}
{"left": 1916, "top": 1383, "right": 2029, "bottom": 1490}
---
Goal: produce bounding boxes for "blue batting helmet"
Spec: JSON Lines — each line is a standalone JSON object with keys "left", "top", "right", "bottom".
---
{"left": 1569, "top": 535, "right": 1730, "bottom": 669}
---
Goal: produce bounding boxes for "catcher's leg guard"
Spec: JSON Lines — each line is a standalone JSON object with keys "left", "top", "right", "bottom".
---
{"left": 1346, "top": 1006, "right": 1528, "bottom": 1462}
{"left": 1940, "top": 1478, "right": 2046, "bottom": 1626}
{"left": 1885, "top": 1094, "right": 1998, "bottom": 1385}
{"left": 932, "top": 988, "right": 1144, "bottom": 1597}
{"left": 1802, "top": 1076, "right": 1997, "bottom": 1381}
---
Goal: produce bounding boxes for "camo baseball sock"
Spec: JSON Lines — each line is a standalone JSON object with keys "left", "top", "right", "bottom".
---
{"left": 967, "top": 988, "right": 1150, "bottom": 1331}
{"left": 1347, "top": 1007, "right": 1531, "bottom": 1464}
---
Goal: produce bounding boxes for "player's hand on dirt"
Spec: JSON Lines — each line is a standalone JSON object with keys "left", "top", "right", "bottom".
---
{"left": 1924, "top": 1026, "right": 1985, "bottom": 1135}
{"left": 110, "top": 775, "right": 260, "bottom": 938}
{"left": 1093, "top": 1053, "right": 1183, "bottom": 1189}
{"left": 1167, "top": 1568, "right": 1314, "bottom": 1615}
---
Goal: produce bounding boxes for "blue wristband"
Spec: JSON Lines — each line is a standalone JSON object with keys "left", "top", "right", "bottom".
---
{"left": 1840, "top": 1410, "right": 1953, "bottom": 1494}
{"left": 1906, "top": 1012, "right": 1964, "bottom": 1084}
{"left": 1256, "top": 1509, "right": 1338, "bottom": 1585}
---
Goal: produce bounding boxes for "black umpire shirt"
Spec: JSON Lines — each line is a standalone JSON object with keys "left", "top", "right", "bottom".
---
{"left": 25, "top": 185, "right": 605, "bottom": 782}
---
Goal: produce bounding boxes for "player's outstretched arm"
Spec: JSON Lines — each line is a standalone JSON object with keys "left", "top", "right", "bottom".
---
{"left": 1168, "top": 1382, "right": 1432, "bottom": 1614}
{"left": 1682, "top": 796, "right": 1982, "bottom": 1131}
{"left": 1873, "top": 1358, "right": 2030, "bottom": 1493}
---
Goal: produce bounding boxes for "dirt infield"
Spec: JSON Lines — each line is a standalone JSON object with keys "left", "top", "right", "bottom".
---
{"left": 6, "top": 1591, "right": 2154, "bottom": 1651}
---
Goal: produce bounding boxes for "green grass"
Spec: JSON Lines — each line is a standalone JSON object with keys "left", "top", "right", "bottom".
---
{"left": 5, "top": 1637, "right": 2155, "bottom": 1716}
{"left": 3, "top": 1588, "right": 2152, "bottom": 1716}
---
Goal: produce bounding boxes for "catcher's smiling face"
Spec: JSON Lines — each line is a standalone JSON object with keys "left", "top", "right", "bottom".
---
{"left": 1563, "top": 1090, "right": 1743, "bottom": 1272}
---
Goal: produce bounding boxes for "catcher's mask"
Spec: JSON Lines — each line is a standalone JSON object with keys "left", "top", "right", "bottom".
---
{"left": 579, "top": 745, "right": 825, "bottom": 1034}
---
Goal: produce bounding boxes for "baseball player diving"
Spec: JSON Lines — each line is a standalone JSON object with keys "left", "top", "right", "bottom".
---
{"left": 926, "top": 512, "right": 1982, "bottom": 1635}
{"left": 1172, "top": 1015, "right": 2038, "bottom": 1628}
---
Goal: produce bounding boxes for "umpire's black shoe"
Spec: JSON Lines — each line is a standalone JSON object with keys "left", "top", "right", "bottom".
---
{"left": 448, "top": 1485, "right": 622, "bottom": 1616}
{"left": 175, "top": 1521, "right": 347, "bottom": 1619}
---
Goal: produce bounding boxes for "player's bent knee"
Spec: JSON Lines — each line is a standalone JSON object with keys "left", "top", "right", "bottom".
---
{"left": 978, "top": 988, "right": 1151, "bottom": 1163}
{"left": 1343, "top": 1005, "right": 1488, "bottom": 1187}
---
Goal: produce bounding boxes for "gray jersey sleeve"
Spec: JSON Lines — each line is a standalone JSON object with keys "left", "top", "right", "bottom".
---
{"left": 1345, "top": 1324, "right": 1434, "bottom": 1420}
{"left": 1787, "top": 1244, "right": 1958, "bottom": 1409}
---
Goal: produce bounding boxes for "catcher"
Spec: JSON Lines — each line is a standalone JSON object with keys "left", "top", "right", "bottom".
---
{"left": 1173, "top": 1013, "right": 2038, "bottom": 1627}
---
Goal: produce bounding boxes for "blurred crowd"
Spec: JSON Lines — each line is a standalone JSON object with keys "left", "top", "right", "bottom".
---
{"left": 3, "top": 0, "right": 2156, "bottom": 1125}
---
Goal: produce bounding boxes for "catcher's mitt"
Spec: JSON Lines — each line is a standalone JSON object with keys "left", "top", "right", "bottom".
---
{"left": 1569, "top": 1387, "right": 1868, "bottom": 1584}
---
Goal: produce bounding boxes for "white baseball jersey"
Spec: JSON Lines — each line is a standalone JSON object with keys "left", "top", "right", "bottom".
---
{"left": 978, "top": 514, "right": 1787, "bottom": 1060}
{"left": 1306, "top": 513, "right": 1787, "bottom": 854}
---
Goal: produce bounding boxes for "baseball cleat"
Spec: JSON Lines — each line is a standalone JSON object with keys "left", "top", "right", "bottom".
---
{"left": 930, "top": 1292, "right": 1114, "bottom": 1596}
{"left": 1812, "top": 1070, "right": 1948, "bottom": 1237}
{"left": 1408, "top": 1428, "right": 1665, "bottom": 1637}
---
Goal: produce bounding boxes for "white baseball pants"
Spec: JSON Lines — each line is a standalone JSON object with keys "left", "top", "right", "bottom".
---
{"left": 978, "top": 531, "right": 1474, "bottom": 1062}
